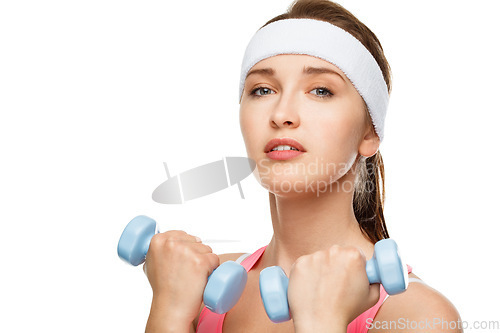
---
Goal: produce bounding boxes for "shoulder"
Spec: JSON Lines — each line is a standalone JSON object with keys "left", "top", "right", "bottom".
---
{"left": 368, "top": 274, "right": 462, "bottom": 333}
{"left": 218, "top": 252, "right": 248, "bottom": 264}
{"left": 192, "top": 252, "right": 247, "bottom": 330}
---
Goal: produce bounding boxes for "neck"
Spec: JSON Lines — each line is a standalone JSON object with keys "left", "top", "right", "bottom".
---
{"left": 260, "top": 170, "right": 375, "bottom": 276}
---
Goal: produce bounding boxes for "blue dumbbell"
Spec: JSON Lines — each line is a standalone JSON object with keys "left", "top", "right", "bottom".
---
{"left": 259, "top": 238, "right": 408, "bottom": 323}
{"left": 117, "top": 215, "right": 248, "bottom": 314}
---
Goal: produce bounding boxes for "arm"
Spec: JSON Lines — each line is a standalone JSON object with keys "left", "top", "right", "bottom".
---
{"left": 368, "top": 280, "right": 462, "bottom": 333}
{"left": 145, "top": 296, "right": 193, "bottom": 333}
{"left": 294, "top": 318, "right": 347, "bottom": 333}
{"left": 294, "top": 282, "right": 462, "bottom": 333}
{"left": 145, "top": 253, "right": 245, "bottom": 333}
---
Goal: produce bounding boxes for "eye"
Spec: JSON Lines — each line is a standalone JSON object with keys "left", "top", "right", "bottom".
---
{"left": 310, "top": 87, "right": 334, "bottom": 99}
{"left": 249, "top": 86, "right": 334, "bottom": 99}
{"left": 250, "top": 86, "right": 275, "bottom": 97}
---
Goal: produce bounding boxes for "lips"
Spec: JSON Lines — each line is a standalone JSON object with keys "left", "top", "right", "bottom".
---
{"left": 264, "top": 137, "right": 306, "bottom": 153}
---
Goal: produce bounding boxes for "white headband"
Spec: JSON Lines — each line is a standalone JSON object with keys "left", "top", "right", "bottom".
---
{"left": 239, "top": 18, "right": 389, "bottom": 142}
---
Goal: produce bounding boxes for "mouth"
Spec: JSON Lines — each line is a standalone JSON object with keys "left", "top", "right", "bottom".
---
{"left": 264, "top": 137, "right": 306, "bottom": 153}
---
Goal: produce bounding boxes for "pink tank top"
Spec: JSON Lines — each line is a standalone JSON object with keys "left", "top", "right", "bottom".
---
{"left": 196, "top": 245, "right": 412, "bottom": 333}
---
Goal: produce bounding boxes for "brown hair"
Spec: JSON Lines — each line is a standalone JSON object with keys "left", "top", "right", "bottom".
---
{"left": 262, "top": 0, "right": 391, "bottom": 243}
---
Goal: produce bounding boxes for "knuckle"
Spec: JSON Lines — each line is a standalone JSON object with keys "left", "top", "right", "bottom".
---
{"left": 297, "top": 253, "right": 314, "bottom": 266}
{"left": 313, "top": 250, "right": 326, "bottom": 261}
{"left": 294, "top": 256, "right": 306, "bottom": 267}
{"left": 350, "top": 247, "right": 363, "bottom": 258}
{"left": 149, "top": 233, "right": 163, "bottom": 249}
{"left": 212, "top": 253, "right": 221, "bottom": 266}
{"left": 164, "top": 230, "right": 186, "bottom": 239}
{"left": 180, "top": 242, "right": 192, "bottom": 255}
{"left": 327, "top": 245, "right": 363, "bottom": 262}
{"left": 346, "top": 246, "right": 359, "bottom": 255}
{"left": 192, "top": 255, "right": 203, "bottom": 267}
{"left": 328, "top": 244, "right": 342, "bottom": 256}
{"left": 164, "top": 238, "right": 178, "bottom": 251}
{"left": 345, "top": 247, "right": 364, "bottom": 263}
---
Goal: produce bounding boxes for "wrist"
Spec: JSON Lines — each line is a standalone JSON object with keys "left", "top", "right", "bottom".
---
{"left": 294, "top": 316, "right": 347, "bottom": 333}
{"left": 146, "top": 296, "right": 193, "bottom": 333}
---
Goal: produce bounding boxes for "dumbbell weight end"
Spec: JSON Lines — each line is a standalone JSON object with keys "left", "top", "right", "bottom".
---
{"left": 259, "top": 266, "right": 291, "bottom": 323}
{"left": 204, "top": 261, "right": 248, "bottom": 314}
{"left": 117, "top": 215, "right": 158, "bottom": 266}
{"left": 366, "top": 239, "right": 408, "bottom": 295}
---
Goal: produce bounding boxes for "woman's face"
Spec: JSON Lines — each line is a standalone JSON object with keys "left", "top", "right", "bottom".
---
{"left": 239, "top": 54, "right": 380, "bottom": 197}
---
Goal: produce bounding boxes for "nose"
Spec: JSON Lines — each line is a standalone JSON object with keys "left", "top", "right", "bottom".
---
{"left": 269, "top": 93, "right": 300, "bottom": 129}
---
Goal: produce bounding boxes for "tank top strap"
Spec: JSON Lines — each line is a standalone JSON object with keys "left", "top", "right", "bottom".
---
{"left": 240, "top": 245, "right": 267, "bottom": 272}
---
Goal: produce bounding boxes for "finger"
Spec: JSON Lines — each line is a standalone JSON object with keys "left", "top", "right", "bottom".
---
{"left": 163, "top": 230, "right": 202, "bottom": 243}
{"left": 192, "top": 242, "right": 214, "bottom": 254}
{"left": 368, "top": 283, "right": 381, "bottom": 306}
{"left": 289, "top": 255, "right": 305, "bottom": 275}
{"left": 206, "top": 253, "right": 221, "bottom": 272}
{"left": 358, "top": 247, "right": 366, "bottom": 261}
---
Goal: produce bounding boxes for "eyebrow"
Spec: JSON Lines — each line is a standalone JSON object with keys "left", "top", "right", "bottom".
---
{"left": 245, "top": 66, "right": 346, "bottom": 83}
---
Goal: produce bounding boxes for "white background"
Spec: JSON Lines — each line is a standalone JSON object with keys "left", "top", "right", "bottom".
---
{"left": 1, "top": 0, "right": 498, "bottom": 331}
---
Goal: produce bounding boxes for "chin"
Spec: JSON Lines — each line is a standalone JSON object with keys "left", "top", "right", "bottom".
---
{"left": 259, "top": 172, "right": 339, "bottom": 198}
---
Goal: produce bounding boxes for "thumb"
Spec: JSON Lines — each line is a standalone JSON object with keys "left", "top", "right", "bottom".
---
{"left": 290, "top": 260, "right": 296, "bottom": 271}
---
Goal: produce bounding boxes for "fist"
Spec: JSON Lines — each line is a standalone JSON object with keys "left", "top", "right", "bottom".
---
{"left": 287, "top": 244, "right": 380, "bottom": 327}
{"left": 143, "top": 230, "right": 220, "bottom": 323}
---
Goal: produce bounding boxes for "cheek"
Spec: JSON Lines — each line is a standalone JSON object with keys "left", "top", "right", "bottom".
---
{"left": 240, "top": 107, "right": 261, "bottom": 151}
{"left": 239, "top": 107, "right": 251, "bottom": 139}
{"left": 305, "top": 104, "right": 363, "bottom": 173}
{"left": 308, "top": 107, "right": 358, "bottom": 143}
{"left": 317, "top": 98, "right": 365, "bottom": 144}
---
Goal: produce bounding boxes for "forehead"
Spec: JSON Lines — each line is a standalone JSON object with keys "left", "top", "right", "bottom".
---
{"left": 245, "top": 54, "right": 348, "bottom": 82}
{"left": 255, "top": 53, "right": 331, "bottom": 66}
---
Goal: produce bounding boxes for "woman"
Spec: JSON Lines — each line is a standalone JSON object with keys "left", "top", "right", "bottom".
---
{"left": 144, "top": 1, "right": 462, "bottom": 332}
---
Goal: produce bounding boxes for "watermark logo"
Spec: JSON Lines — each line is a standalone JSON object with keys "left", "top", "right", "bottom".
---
{"left": 366, "top": 317, "right": 500, "bottom": 331}
{"left": 152, "top": 157, "right": 256, "bottom": 204}
{"left": 254, "top": 156, "right": 376, "bottom": 197}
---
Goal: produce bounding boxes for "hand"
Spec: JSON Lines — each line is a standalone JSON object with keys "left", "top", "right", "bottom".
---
{"left": 288, "top": 244, "right": 380, "bottom": 330}
{"left": 143, "top": 230, "right": 220, "bottom": 324}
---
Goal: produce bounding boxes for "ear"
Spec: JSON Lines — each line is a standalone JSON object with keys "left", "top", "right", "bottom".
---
{"left": 358, "top": 126, "right": 380, "bottom": 158}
